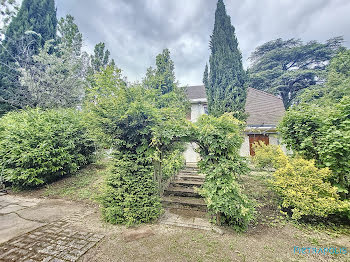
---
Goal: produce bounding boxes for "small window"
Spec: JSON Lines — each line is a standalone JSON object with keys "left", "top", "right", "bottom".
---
{"left": 204, "top": 106, "right": 208, "bottom": 115}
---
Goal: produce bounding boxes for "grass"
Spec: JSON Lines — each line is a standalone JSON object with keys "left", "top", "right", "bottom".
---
{"left": 13, "top": 157, "right": 112, "bottom": 204}
{"left": 43, "top": 158, "right": 111, "bottom": 202}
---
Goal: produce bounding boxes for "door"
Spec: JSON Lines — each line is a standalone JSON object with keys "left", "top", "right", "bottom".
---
{"left": 249, "top": 134, "right": 269, "bottom": 156}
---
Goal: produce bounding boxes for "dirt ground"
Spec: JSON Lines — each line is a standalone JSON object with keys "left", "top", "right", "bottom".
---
{"left": 5, "top": 163, "right": 350, "bottom": 262}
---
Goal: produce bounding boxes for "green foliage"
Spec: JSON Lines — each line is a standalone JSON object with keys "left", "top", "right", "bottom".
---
{"left": 0, "top": 108, "right": 95, "bottom": 188}
{"left": 271, "top": 156, "right": 345, "bottom": 220}
{"left": 100, "top": 151, "right": 162, "bottom": 225}
{"left": 95, "top": 97, "right": 162, "bottom": 225}
{"left": 249, "top": 37, "right": 344, "bottom": 108}
{"left": 279, "top": 97, "right": 350, "bottom": 198}
{"left": 161, "top": 149, "right": 185, "bottom": 182}
{"left": 0, "top": 0, "right": 19, "bottom": 36}
{"left": 299, "top": 49, "right": 350, "bottom": 105}
{"left": 89, "top": 42, "right": 114, "bottom": 73}
{"left": 0, "top": 0, "right": 57, "bottom": 111}
{"left": 155, "top": 48, "right": 176, "bottom": 94}
{"left": 251, "top": 142, "right": 288, "bottom": 170}
{"left": 279, "top": 104, "right": 325, "bottom": 160}
{"left": 18, "top": 40, "right": 87, "bottom": 108}
{"left": 57, "top": 14, "right": 83, "bottom": 56}
{"left": 205, "top": 0, "right": 247, "bottom": 119}
{"left": 87, "top": 49, "right": 189, "bottom": 224}
{"left": 195, "top": 113, "right": 255, "bottom": 230}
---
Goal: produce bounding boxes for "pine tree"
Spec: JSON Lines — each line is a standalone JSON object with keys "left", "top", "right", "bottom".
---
{"left": 205, "top": 0, "right": 247, "bottom": 119}
{"left": 58, "top": 14, "right": 82, "bottom": 56}
{"left": 0, "top": 0, "right": 57, "bottom": 112}
{"left": 90, "top": 42, "right": 114, "bottom": 73}
{"left": 155, "top": 48, "right": 175, "bottom": 94}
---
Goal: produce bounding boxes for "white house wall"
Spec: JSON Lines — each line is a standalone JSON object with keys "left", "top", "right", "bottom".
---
{"left": 184, "top": 100, "right": 288, "bottom": 163}
{"left": 190, "top": 103, "right": 206, "bottom": 122}
{"left": 239, "top": 135, "right": 250, "bottom": 157}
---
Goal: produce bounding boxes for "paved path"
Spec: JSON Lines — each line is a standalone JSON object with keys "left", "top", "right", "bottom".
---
{"left": 0, "top": 194, "right": 104, "bottom": 262}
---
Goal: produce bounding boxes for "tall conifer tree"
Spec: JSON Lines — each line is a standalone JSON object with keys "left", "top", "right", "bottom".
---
{"left": 204, "top": 0, "right": 247, "bottom": 119}
{"left": 0, "top": 0, "right": 57, "bottom": 113}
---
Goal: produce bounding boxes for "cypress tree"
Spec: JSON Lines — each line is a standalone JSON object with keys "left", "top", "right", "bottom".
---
{"left": 205, "top": 0, "right": 247, "bottom": 119}
{"left": 0, "top": 0, "right": 57, "bottom": 113}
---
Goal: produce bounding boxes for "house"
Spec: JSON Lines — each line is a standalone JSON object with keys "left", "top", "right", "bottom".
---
{"left": 184, "top": 85, "right": 286, "bottom": 164}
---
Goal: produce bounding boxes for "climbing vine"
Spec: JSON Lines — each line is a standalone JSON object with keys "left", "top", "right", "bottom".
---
{"left": 194, "top": 113, "right": 255, "bottom": 230}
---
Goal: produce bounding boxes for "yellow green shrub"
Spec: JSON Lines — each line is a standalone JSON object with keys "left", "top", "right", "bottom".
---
{"left": 252, "top": 141, "right": 288, "bottom": 170}
{"left": 272, "top": 157, "right": 343, "bottom": 220}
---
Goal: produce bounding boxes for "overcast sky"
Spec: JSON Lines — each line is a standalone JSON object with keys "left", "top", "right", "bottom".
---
{"left": 55, "top": 0, "right": 350, "bottom": 86}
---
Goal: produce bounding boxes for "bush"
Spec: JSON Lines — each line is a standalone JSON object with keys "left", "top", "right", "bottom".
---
{"left": 271, "top": 156, "right": 344, "bottom": 220}
{"left": 161, "top": 149, "right": 185, "bottom": 182}
{"left": 100, "top": 151, "right": 162, "bottom": 225}
{"left": 279, "top": 97, "right": 350, "bottom": 198}
{"left": 251, "top": 141, "right": 288, "bottom": 170}
{"left": 0, "top": 108, "right": 95, "bottom": 188}
{"left": 195, "top": 113, "right": 255, "bottom": 230}
{"left": 199, "top": 159, "right": 255, "bottom": 230}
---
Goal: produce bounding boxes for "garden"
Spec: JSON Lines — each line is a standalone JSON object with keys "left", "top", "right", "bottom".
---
{"left": 1, "top": 0, "right": 350, "bottom": 260}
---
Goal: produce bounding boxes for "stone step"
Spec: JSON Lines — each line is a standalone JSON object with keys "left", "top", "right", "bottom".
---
{"left": 178, "top": 172, "right": 202, "bottom": 177}
{"left": 176, "top": 174, "right": 205, "bottom": 182}
{"left": 163, "top": 186, "right": 201, "bottom": 198}
{"left": 162, "top": 196, "right": 207, "bottom": 211}
{"left": 171, "top": 179, "right": 203, "bottom": 187}
{"left": 183, "top": 167, "right": 199, "bottom": 172}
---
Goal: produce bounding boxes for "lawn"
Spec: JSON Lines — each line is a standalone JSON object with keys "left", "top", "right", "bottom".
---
{"left": 13, "top": 158, "right": 112, "bottom": 204}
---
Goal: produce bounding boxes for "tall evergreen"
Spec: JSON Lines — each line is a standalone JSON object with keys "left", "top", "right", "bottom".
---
{"left": 155, "top": 48, "right": 175, "bottom": 94}
{"left": 0, "top": 0, "right": 57, "bottom": 113}
{"left": 205, "top": 0, "right": 247, "bottom": 119}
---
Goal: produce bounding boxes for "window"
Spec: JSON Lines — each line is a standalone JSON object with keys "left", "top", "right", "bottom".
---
{"left": 204, "top": 105, "right": 208, "bottom": 114}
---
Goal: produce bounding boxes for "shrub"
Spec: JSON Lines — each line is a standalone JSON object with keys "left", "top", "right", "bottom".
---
{"left": 251, "top": 141, "right": 288, "bottom": 170}
{"left": 199, "top": 159, "right": 255, "bottom": 230}
{"left": 195, "top": 113, "right": 255, "bottom": 230}
{"left": 100, "top": 151, "right": 162, "bottom": 225}
{"left": 93, "top": 92, "right": 163, "bottom": 225}
{"left": 161, "top": 149, "right": 185, "bottom": 182}
{"left": 271, "top": 156, "right": 343, "bottom": 220}
{"left": 0, "top": 108, "right": 95, "bottom": 188}
{"left": 279, "top": 97, "right": 350, "bottom": 198}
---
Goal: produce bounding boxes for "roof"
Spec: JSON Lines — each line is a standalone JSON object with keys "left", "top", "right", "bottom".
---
{"left": 185, "top": 85, "right": 285, "bottom": 127}
{"left": 185, "top": 85, "right": 207, "bottom": 100}
{"left": 245, "top": 88, "right": 285, "bottom": 126}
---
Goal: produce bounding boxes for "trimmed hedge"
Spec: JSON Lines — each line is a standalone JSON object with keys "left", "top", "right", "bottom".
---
{"left": 0, "top": 108, "right": 95, "bottom": 188}
{"left": 100, "top": 151, "right": 162, "bottom": 225}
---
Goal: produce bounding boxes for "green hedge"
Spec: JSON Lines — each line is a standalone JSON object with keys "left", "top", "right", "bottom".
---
{"left": 100, "top": 151, "right": 162, "bottom": 225}
{"left": 195, "top": 113, "right": 255, "bottom": 231}
{"left": 279, "top": 97, "right": 350, "bottom": 198}
{"left": 0, "top": 108, "right": 95, "bottom": 188}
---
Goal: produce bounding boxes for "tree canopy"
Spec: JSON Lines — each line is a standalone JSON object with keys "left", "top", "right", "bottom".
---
{"left": 0, "top": 0, "right": 57, "bottom": 113}
{"left": 204, "top": 0, "right": 247, "bottom": 119}
{"left": 57, "top": 14, "right": 83, "bottom": 56}
{"left": 298, "top": 49, "right": 350, "bottom": 105}
{"left": 249, "top": 37, "right": 344, "bottom": 108}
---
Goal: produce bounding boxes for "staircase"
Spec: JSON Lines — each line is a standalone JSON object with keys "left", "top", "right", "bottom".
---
{"left": 162, "top": 165, "right": 206, "bottom": 211}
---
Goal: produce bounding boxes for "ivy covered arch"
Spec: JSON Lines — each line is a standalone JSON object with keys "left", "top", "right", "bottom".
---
{"left": 152, "top": 113, "right": 255, "bottom": 229}
{"left": 85, "top": 68, "right": 254, "bottom": 229}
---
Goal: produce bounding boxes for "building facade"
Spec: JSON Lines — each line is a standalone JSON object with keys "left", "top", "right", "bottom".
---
{"left": 184, "top": 85, "right": 287, "bottom": 164}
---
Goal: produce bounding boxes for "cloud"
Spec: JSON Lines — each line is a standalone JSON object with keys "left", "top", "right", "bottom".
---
{"left": 55, "top": 0, "right": 350, "bottom": 85}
